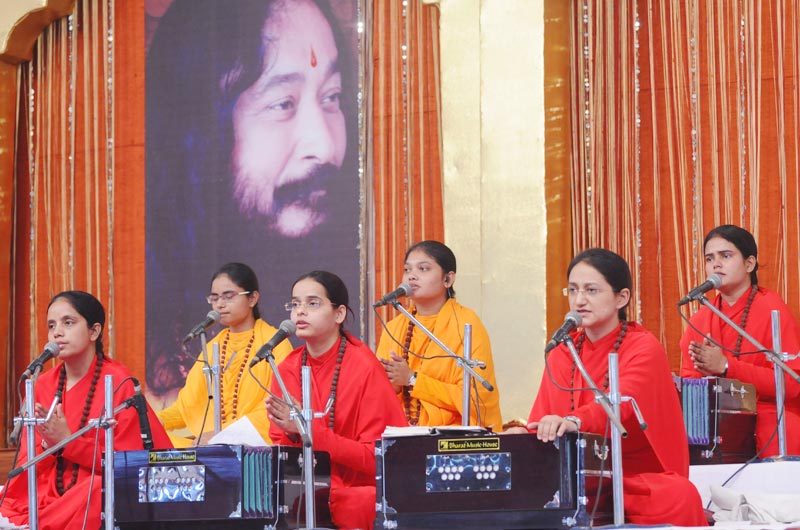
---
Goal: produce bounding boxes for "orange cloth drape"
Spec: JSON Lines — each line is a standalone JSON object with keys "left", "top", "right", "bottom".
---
{"left": 371, "top": 1, "right": 444, "bottom": 340}
{"left": 564, "top": 0, "right": 800, "bottom": 370}
{"left": 3, "top": 0, "right": 147, "bottom": 448}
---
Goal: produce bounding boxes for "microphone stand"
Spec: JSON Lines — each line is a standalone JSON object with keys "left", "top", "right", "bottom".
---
{"left": 10, "top": 375, "right": 125, "bottom": 530}
{"left": 263, "top": 350, "right": 331, "bottom": 530}
{"left": 563, "top": 338, "right": 649, "bottom": 526}
{"left": 197, "top": 331, "right": 221, "bottom": 434}
{"left": 696, "top": 296, "right": 800, "bottom": 458}
{"left": 390, "top": 301, "right": 493, "bottom": 426}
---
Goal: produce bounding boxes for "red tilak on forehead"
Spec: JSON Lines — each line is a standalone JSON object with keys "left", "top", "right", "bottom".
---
{"left": 311, "top": 46, "right": 318, "bottom": 67}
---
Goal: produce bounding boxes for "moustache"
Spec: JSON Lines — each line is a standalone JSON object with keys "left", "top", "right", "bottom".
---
{"left": 272, "top": 163, "right": 339, "bottom": 212}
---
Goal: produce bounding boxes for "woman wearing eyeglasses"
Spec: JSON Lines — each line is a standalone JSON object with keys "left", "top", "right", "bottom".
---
{"left": 508, "top": 248, "right": 706, "bottom": 526}
{"left": 267, "top": 270, "right": 406, "bottom": 530}
{"left": 157, "top": 262, "right": 293, "bottom": 447}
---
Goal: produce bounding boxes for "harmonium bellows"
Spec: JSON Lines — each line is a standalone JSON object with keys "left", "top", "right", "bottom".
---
{"left": 374, "top": 430, "right": 612, "bottom": 530}
{"left": 112, "top": 444, "right": 332, "bottom": 530}
{"left": 680, "top": 377, "right": 757, "bottom": 464}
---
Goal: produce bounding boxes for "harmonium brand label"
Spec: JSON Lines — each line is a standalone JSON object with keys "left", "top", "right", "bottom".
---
{"left": 148, "top": 450, "right": 198, "bottom": 464}
{"left": 437, "top": 437, "right": 500, "bottom": 452}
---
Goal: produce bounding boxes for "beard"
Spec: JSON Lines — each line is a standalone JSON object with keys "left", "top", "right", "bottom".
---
{"left": 233, "top": 162, "right": 340, "bottom": 239}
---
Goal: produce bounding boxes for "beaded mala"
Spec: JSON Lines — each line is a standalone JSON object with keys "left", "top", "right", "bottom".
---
{"left": 400, "top": 311, "right": 422, "bottom": 425}
{"left": 731, "top": 285, "right": 758, "bottom": 357}
{"left": 569, "top": 321, "right": 628, "bottom": 411}
{"left": 218, "top": 330, "right": 257, "bottom": 424}
{"left": 301, "top": 334, "right": 347, "bottom": 429}
{"left": 55, "top": 355, "right": 103, "bottom": 496}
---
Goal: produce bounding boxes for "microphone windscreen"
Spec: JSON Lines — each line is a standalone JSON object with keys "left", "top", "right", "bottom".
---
{"left": 278, "top": 319, "right": 297, "bottom": 335}
{"left": 44, "top": 341, "right": 60, "bottom": 358}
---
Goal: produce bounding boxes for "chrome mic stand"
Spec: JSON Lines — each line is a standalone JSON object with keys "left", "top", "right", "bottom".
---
{"left": 196, "top": 331, "right": 222, "bottom": 435}
{"left": 562, "top": 338, "right": 647, "bottom": 526}
{"left": 390, "top": 302, "right": 493, "bottom": 426}
{"left": 264, "top": 351, "right": 331, "bottom": 530}
{"left": 9, "top": 375, "right": 123, "bottom": 530}
{"left": 695, "top": 296, "right": 800, "bottom": 458}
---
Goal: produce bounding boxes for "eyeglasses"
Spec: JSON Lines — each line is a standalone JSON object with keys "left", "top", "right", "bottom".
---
{"left": 562, "top": 287, "right": 605, "bottom": 298}
{"left": 284, "top": 300, "right": 336, "bottom": 312}
{"left": 206, "top": 291, "right": 251, "bottom": 305}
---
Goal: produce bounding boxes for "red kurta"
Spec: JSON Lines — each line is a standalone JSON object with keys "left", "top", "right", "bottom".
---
{"left": 529, "top": 322, "right": 707, "bottom": 526}
{"left": 270, "top": 334, "right": 407, "bottom": 530}
{"left": 680, "top": 287, "right": 800, "bottom": 456}
{"left": 0, "top": 356, "right": 172, "bottom": 530}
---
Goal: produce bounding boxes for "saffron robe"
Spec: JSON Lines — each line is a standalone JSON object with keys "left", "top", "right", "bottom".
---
{"left": 375, "top": 298, "right": 502, "bottom": 429}
{"left": 158, "top": 318, "right": 293, "bottom": 446}
{"left": 529, "top": 322, "right": 707, "bottom": 526}
{"left": 270, "top": 334, "right": 407, "bottom": 530}
{"left": 680, "top": 287, "right": 800, "bottom": 456}
{"left": 0, "top": 356, "right": 172, "bottom": 530}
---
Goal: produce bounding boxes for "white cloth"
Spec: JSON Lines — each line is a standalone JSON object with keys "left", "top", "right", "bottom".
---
{"left": 712, "top": 485, "right": 800, "bottom": 524}
{"left": 0, "top": 514, "right": 26, "bottom": 529}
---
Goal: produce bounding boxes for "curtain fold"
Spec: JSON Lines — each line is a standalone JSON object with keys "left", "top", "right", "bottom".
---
{"left": 370, "top": 0, "right": 444, "bottom": 336}
{"left": 568, "top": 0, "right": 800, "bottom": 370}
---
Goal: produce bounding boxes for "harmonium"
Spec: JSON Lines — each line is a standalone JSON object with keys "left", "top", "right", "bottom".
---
{"left": 111, "top": 444, "right": 332, "bottom": 530}
{"left": 374, "top": 428, "right": 612, "bottom": 530}
{"left": 680, "top": 377, "right": 757, "bottom": 464}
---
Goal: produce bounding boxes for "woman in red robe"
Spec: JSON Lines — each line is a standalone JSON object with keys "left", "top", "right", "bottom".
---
{"left": 509, "top": 249, "right": 706, "bottom": 526}
{"left": 680, "top": 224, "right": 800, "bottom": 456}
{"left": 0, "top": 290, "right": 172, "bottom": 530}
{"left": 267, "top": 271, "right": 407, "bottom": 530}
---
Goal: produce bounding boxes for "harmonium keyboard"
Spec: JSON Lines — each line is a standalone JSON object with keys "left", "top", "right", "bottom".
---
{"left": 111, "top": 444, "right": 332, "bottom": 530}
{"left": 374, "top": 429, "right": 612, "bottom": 530}
{"left": 680, "top": 377, "right": 757, "bottom": 464}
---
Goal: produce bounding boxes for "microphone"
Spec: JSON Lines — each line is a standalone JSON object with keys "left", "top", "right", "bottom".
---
{"left": 677, "top": 274, "right": 722, "bottom": 306}
{"left": 21, "top": 342, "right": 60, "bottom": 379}
{"left": 130, "top": 378, "right": 154, "bottom": 450}
{"left": 249, "top": 320, "right": 297, "bottom": 368}
{"left": 182, "top": 310, "right": 220, "bottom": 344}
{"left": 544, "top": 312, "right": 583, "bottom": 354}
{"left": 373, "top": 282, "right": 412, "bottom": 308}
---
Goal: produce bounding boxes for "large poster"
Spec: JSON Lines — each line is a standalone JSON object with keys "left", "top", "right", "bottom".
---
{"left": 144, "top": 0, "right": 361, "bottom": 406}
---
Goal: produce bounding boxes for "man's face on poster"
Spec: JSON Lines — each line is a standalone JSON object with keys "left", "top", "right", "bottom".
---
{"left": 231, "top": 0, "right": 347, "bottom": 239}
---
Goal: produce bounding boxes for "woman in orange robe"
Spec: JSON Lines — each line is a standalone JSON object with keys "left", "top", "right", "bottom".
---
{"left": 157, "top": 262, "right": 292, "bottom": 446}
{"left": 0, "top": 291, "right": 172, "bottom": 530}
{"left": 511, "top": 249, "right": 706, "bottom": 526}
{"left": 267, "top": 271, "right": 407, "bottom": 530}
{"left": 376, "top": 240, "right": 502, "bottom": 429}
{"left": 680, "top": 224, "right": 800, "bottom": 456}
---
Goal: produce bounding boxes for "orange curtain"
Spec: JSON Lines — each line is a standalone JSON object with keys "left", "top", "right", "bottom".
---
{"left": 371, "top": 1, "right": 444, "bottom": 335}
{"left": 565, "top": 0, "right": 800, "bottom": 370}
{"left": 5, "top": 0, "right": 147, "bottom": 447}
{"left": 2, "top": 0, "right": 445, "bottom": 444}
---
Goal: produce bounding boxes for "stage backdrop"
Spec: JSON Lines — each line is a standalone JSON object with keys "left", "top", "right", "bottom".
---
{"left": 143, "top": 0, "right": 362, "bottom": 407}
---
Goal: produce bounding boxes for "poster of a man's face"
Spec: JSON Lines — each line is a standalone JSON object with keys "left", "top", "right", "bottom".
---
{"left": 145, "top": 0, "right": 361, "bottom": 405}
{"left": 231, "top": 0, "right": 348, "bottom": 238}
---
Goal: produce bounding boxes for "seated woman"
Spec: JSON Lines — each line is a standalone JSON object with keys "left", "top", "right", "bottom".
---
{"left": 0, "top": 291, "right": 172, "bottom": 530}
{"left": 157, "top": 262, "right": 293, "bottom": 446}
{"left": 266, "top": 271, "right": 407, "bottom": 530}
{"left": 680, "top": 224, "right": 800, "bottom": 456}
{"left": 376, "top": 240, "right": 502, "bottom": 429}
{"left": 508, "top": 249, "right": 707, "bottom": 526}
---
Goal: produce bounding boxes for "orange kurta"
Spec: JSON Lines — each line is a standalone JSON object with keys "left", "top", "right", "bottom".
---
{"left": 680, "top": 287, "right": 800, "bottom": 456}
{"left": 270, "top": 333, "right": 407, "bottom": 530}
{"left": 529, "top": 322, "right": 707, "bottom": 526}
{"left": 376, "top": 298, "right": 502, "bottom": 429}
{"left": 0, "top": 357, "right": 172, "bottom": 530}
{"left": 157, "top": 318, "right": 292, "bottom": 446}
